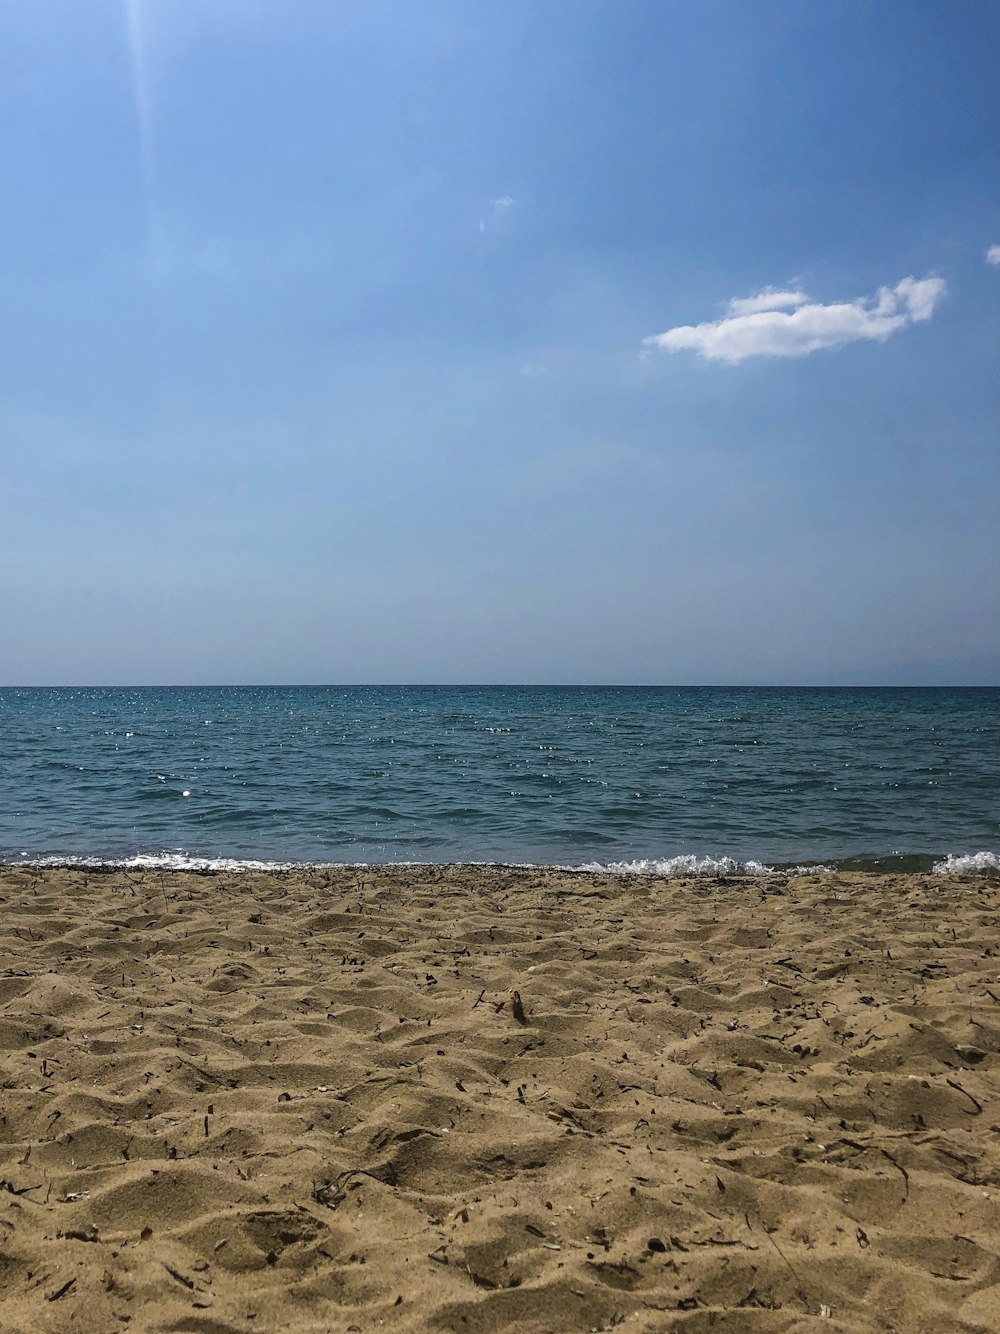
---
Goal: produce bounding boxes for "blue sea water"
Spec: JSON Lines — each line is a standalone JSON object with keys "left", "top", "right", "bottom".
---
{"left": 0, "top": 686, "right": 997, "bottom": 871}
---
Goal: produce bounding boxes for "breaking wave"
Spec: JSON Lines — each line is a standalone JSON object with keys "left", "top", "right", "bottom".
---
{"left": 932, "top": 851, "right": 1000, "bottom": 874}
{"left": 576, "top": 855, "right": 774, "bottom": 875}
{"left": 16, "top": 852, "right": 300, "bottom": 873}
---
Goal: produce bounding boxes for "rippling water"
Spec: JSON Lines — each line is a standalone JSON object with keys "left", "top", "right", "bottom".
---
{"left": 0, "top": 686, "right": 997, "bottom": 869}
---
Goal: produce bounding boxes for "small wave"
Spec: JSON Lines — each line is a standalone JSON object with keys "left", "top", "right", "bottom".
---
{"left": 7, "top": 850, "right": 995, "bottom": 877}
{"left": 932, "top": 851, "right": 1000, "bottom": 874}
{"left": 8, "top": 851, "right": 796, "bottom": 875}
{"left": 573, "top": 855, "right": 825, "bottom": 877}
{"left": 19, "top": 853, "right": 301, "bottom": 873}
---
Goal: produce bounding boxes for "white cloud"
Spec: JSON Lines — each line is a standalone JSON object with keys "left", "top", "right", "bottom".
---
{"left": 987, "top": 245, "right": 1000, "bottom": 266}
{"left": 492, "top": 195, "right": 514, "bottom": 211}
{"left": 644, "top": 275, "right": 947, "bottom": 363}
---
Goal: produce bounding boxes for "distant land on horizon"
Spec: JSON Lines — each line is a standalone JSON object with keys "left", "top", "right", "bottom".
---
{"left": 821, "top": 654, "right": 1000, "bottom": 688}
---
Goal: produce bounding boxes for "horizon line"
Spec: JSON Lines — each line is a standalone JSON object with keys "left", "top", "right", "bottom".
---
{"left": 2, "top": 682, "right": 998, "bottom": 691}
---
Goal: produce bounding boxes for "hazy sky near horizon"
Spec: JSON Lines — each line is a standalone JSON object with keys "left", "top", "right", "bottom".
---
{"left": 2, "top": 0, "right": 998, "bottom": 685}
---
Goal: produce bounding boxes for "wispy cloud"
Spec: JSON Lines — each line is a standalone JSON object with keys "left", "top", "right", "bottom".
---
{"left": 725, "top": 287, "right": 807, "bottom": 317}
{"left": 644, "top": 275, "right": 946, "bottom": 363}
{"left": 987, "top": 245, "right": 1000, "bottom": 266}
{"left": 478, "top": 195, "right": 515, "bottom": 234}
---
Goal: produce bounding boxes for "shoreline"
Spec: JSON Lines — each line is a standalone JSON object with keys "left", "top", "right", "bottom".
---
{"left": 5, "top": 850, "right": 999, "bottom": 875}
{"left": 1, "top": 864, "right": 999, "bottom": 1331}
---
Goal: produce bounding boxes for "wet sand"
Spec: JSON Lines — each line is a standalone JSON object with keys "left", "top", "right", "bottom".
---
{"left": 0, "top": 864, "right": 999, "bottom": 1332}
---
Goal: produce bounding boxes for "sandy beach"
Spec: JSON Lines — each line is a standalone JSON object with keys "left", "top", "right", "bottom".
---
{"left": 0, "top": 864, "right": 998, "bottom": 1332}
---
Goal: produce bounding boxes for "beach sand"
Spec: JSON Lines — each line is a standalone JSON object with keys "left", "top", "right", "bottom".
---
{"left": 0, "top": 865, "right": 999, "bottom": 1332}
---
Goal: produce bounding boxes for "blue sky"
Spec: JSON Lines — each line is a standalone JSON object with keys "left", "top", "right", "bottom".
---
{"left": 1, "top": 0, "right": 998, "bottom": 684}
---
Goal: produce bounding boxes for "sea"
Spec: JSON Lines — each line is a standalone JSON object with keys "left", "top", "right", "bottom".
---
{"left": 0, "top": 686, "right": 997, "bottom": 874}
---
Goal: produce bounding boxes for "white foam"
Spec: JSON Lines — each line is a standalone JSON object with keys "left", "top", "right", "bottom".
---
{"left": 13, "top": 853, "right": 524, "bottom": 872}
{"left": 932, "top": 851, "right": 1000, "bottom": 874}
{"left": 21, "top": 853, "right": 301, "bottom": 872}
{"left": 577, "top": 855, "right": 783, "bottom": 876}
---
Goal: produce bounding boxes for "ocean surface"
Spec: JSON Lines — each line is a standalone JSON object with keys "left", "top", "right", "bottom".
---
{"left": 0, "top": 686, "right": 997, "bottom": 872}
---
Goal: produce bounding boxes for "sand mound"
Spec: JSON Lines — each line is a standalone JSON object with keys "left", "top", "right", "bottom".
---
{"left": 0, "top": 865, "right": 998, "bottom": 1331}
